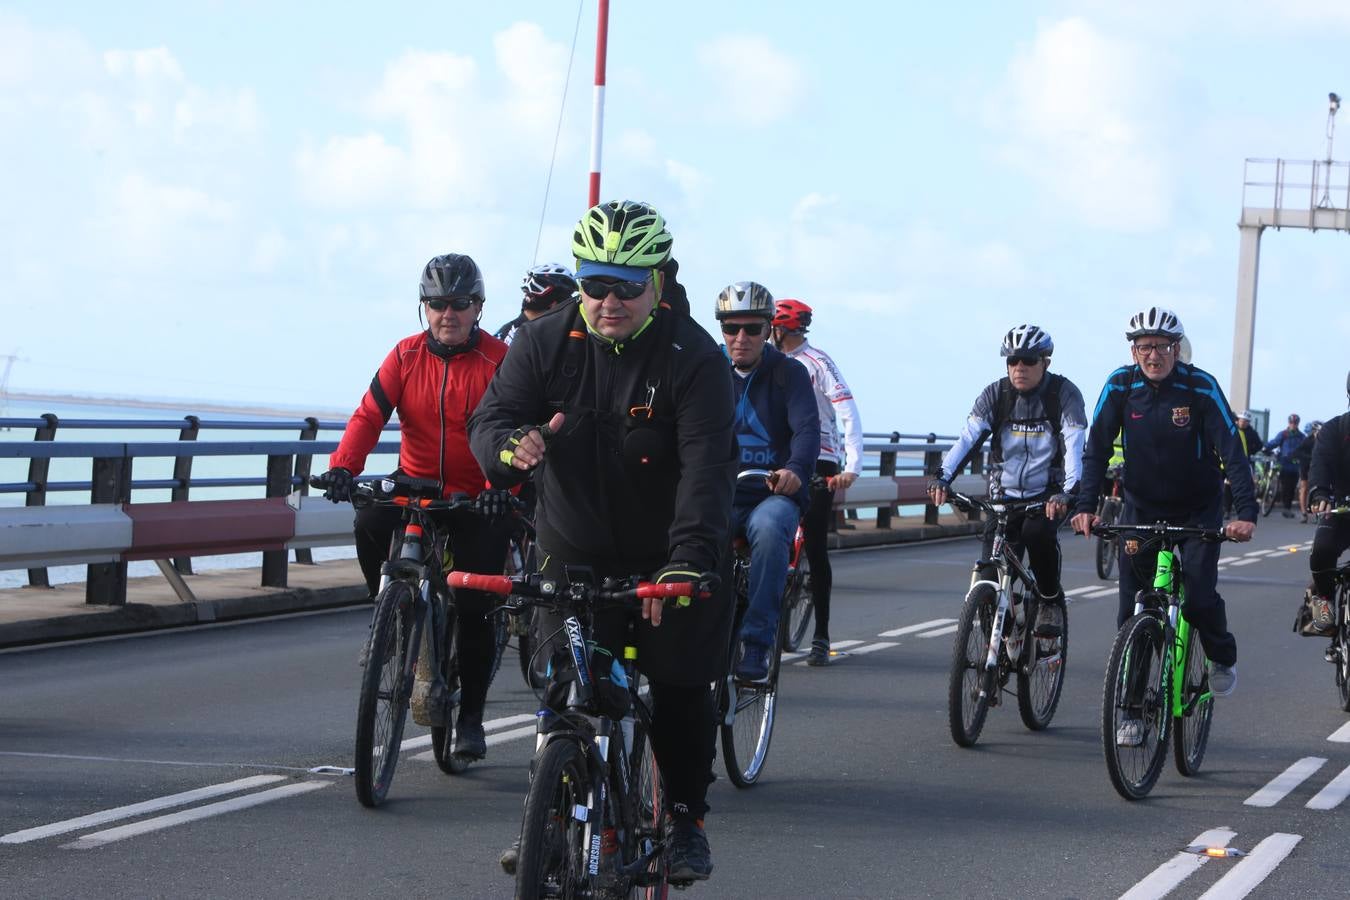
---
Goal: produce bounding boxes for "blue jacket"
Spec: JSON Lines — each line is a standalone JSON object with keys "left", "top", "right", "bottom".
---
{"left": 729, "top": 344, "right": 820, "bottom": 511}
{"left": 1074, "top": 362, "right": 1257, "bottom": 521}
{"left": 1264, "top": 428, "right": 1305, "bottom": 473}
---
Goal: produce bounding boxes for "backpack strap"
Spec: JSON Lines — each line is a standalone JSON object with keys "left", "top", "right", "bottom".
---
{"left": 989, "top": 373, "right": 1064, "bottom": 466}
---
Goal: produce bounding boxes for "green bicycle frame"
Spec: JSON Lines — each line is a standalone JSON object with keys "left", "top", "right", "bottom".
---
{"left": 1153, "top": 549, "right": 1210, "bottom": 717}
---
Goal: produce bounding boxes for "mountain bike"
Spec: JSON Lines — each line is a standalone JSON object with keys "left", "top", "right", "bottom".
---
{"left": 1312, "top": 505, "right": 1350, "bottom": 710}
{"left": 1095, "top": 464, "right": 1124, "bottom": 580}
{"left": 312, "top": 473, "right": 476, "bottom": 807}
{"left": 1253, "top": 453, "right": 1279, "bottom": 517}
{"left": 944, "top": 491, "right": 1069, "bottom": 747}
{"left": 501, "top": 524, "right": 551, "bottom": 688}
{"left": 1092, "top": 521, "right": 1230, "bottom": 801}
{"left": 781, "top": 519, "right": 813, "bottom": 652}
{"left": 448, "top": 568, "right": 712, "bottom": 899}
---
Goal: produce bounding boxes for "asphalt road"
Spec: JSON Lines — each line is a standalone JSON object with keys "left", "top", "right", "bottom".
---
{"left": 3, "top": 516, "right": 1348, "bottom": 899}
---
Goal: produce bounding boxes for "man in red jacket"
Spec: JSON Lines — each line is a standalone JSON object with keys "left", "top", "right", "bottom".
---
{"left": 322, "top": 253, "right": 512, "bottom": 760}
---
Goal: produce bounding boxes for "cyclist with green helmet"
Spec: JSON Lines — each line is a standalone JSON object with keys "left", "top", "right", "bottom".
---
{"left": 469, "top": 200, "right": 736, "bottom": 884}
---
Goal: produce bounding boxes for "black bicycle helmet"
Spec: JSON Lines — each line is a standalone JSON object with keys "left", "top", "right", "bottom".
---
{"left": 420, "top": 253, "right": 485, "bottom": 302}
{"left": 521, "top": 263, "right": 576, "bottom": 311}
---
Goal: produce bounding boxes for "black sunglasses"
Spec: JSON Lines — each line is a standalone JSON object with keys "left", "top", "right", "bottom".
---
{"left": 721, "top": 322, "right": 767, "bottom": 337}
{"left": 1006, "top": 355, "right": 1041, "bottom": 368}
{"left": 578, "top": 277, "right": 649, "bottom": 301}
{"left": 424, "top": 295, "right": 477, "bottom": 312}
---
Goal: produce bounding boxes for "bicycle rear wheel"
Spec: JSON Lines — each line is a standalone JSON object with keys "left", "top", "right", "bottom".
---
{"left": 1262, "top": 478, "right": 1277, "bottom": 517}
{"left": 721, "top": 618, "right": 782, "bottom": 787}
{"left": 627, "top": 694, "right": 669, "bottom": 899}
{"left": 1172, "top": 625, "right": 1213, "bottom": 776}
{"left": 781, "top": 556, "right": 813, "bottom": 652}
{"left": 518, "top": 607, "right": 553, "bottom": 690}
{"left": 1102, "top": 612, "right": 1170, "bottom": 800}
{"left": 516, "top": 739, "right": 591, "bottom": 900}
{"left": 1336, "top": 587, "right": 1350, "bottom": 712}
{"left": 354, "top": 580, "right": 419, "bottom": 808}
{"left": 1018, "top": 598, "right": 1068, "bottom": 731}
{"left": 431, "top": 611, "right": 471, "bottom": 775}
{"left": 948, "top": 584, "right": 998, "bottom": 747}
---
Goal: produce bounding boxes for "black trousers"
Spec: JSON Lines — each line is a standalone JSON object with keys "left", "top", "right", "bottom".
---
{"left": 1279, "top": 470, "right": 1299, "bottom": 511}
{"left": 981, "top": 501, "right": 1064, "bottom": 598}
{"left": 802, "top": 459, "right": 840, "bottom": 639}
{"left": 354, "top": 503, "right": 513, "bottom": 721}
{"left": 1115, "top": 497, "right": 1236, "bottom": 667}
{"left": 1311, "top": 516, "right": 1350, "bottom": 598}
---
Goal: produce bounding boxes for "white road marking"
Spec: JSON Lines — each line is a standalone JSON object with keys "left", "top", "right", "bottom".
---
{"left": 918, "top": 625, "right": 958, "bottom": 638}
{"left": 0, "top": 775, "right": 286, "bottom": 844}
{"left": 848, "top": 642, "right": 900, "bottom": 655}
{"left": 0, "top": 750, "right": 311, "bottom": 772}
{"left": 1195, "top": 832, "right": 1302, "bottom": 900}
{"left": 1306, "top": 762, "right": 1350, "bottom": 810}
{"left": 409, "top": 725, "right": 540, "bottom": 761}
{"left": 1064, "top": 586, "right": 1100, "bottom": 597}
{"left": 1081, "top": 587, "right": 1119, "bottom": 598}
{"left": 401, "top": 711, "right": 541, "bottom": 752}
{"left": 1328, "top": 721, "right": 1350, "bottom": 743}
{"left": 878, "top": 618, "right": 956, "bottom": 637}
{"left": 61, "top": 781, "right": 331, "bottom": 849}
{"left": 1118, "top": 827, "right": 1236, "bottom": 900}
{"left": 1226, "top": 558, "right": 1263, "bottom": 567}
{"left": 1244, "top": 757, "right": 1327, "bottom": 807}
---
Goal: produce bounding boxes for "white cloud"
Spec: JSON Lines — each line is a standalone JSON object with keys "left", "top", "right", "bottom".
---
{"left": 695, "top": 35, "right": 804, "bottom": 126}
{"left": 991, "top": 17, "right": 1170, "bottom": 231}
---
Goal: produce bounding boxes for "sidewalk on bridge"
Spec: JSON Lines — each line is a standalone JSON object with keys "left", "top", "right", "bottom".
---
{"left": 0, "top": 511, "right": 981, "bottom": 649}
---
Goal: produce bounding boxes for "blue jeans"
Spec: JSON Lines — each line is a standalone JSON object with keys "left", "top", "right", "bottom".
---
{"left": 733, "top": 495, "right": 800, "bottom": 649}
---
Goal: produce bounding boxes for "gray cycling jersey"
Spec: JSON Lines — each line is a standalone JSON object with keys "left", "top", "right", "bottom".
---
{"left": 938, "top": 375, "right": 1087, "bottom": 499}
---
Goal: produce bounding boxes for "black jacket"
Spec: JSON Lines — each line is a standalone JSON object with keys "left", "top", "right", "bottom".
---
{"left": 1310, "top": 413, "right": 1350, "bottom": 503}
{"left": 468, "top": 300, "right": 737, "bottom": 684}
{"left": 1075, "top": 362, "right": 1257, "bottom": 521}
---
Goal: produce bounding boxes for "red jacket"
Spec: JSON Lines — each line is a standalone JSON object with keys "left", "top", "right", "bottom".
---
{"left": 331, "top": 329, "right": 507, "bottom": 497}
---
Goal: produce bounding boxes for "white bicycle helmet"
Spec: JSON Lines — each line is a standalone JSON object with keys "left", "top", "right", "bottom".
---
{"left": 715, "top": 281, "right": 774, "bottom": 320}
{"left": 1125, "top": 307, "right": 1184, "bottom": 341}
{"left": 1000, "top": 324, "right": 1054, "bottom": 358}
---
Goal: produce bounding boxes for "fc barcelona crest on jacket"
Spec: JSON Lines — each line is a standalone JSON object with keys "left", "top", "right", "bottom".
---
{"left": 1171, "top": 407, "right": 1191, "bottom": 427}
{"left": 1124, "top": 538, "right": 1140, "bottom": 556}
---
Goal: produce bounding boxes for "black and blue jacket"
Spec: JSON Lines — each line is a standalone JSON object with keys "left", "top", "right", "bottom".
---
{"left": 729, "top": 344, "right": 819, "bottom": 512}
{"left": 1074, "top": 361, "right": 1257, "bottom": 522}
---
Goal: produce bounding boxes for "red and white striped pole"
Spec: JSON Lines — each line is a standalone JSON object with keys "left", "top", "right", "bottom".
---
{"left": 587, "top": 0, "right": 610, "bottom": 207}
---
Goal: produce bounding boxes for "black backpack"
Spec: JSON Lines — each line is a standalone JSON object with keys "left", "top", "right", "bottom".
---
{"left": 988, "top": 373, "right": 1065, "bottom": 467}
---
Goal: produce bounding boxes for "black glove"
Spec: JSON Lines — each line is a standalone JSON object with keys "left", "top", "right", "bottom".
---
{"left": 927, "top": 477, "right": 949, "bottom": 494}
{"left": 473, "top": 488, "right": 513, "bottom": 520}
{"left": 1049, "top": 493, "right": 1073, "bottom": 508}
{"left": 654, "top": 562, "right": 717, "bottom": 608}
{"left": 320, "top": 467, "right": 354, "bottom": 503}
{"left": 1310, "top": 488, "right": 1331, "bottom": 508}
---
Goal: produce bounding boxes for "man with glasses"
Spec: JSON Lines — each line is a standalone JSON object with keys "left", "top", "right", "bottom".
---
{"left": 470, "top": 200, "right": 736, "bottom": 884}
{"left": 928, "top": 325, "right": 1086, "bottom": 638}
{"left": 1072, "top": 307, "right": 1255, "bottom": 728}
{"left": 321, "top": 253, "right": 514, "bottom": 761}
{"left": 715, "top": 281, "right": 820, "bottom": 682}
{"left": 494, "top": 262, "right": 577, "bottom": 346}
{"left": 1265, "top": 414, "right": 1307, "bottom": 519}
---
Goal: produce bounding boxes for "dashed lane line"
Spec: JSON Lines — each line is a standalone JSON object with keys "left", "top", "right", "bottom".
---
{"left": 1226, "top": 558, "right": 1263, "bottom": 567}
{"left": 0, "top": 775, "right": 286, "bottom": 844}
{"left": 840, "top": 641, "right": 898, "bottom": 655}
{"left": 1305, "top": 763, "right": 1350, "bottom": 810}
{"left": 1195, "top": 832, "right": 1302, "bottom": 900}
{"left": 1065, "top": 586, "right": 1101, "bottom": 597}
{"left": 1118, "top": 827, "right": 1236, "bottom": 900}
{"left": 878, "top": 618, "right": 957, "bottom": 637}
{"left": 1328, "top": 721, "right": 1350, "bottom": 743}
{"left": 61, "top": 781, "right": 331, "bottom": 850}
{"left": 1244, "top": 757, "right": 1327, "bottom": 807}
{"left": 918, "top": 625, "right": 958, "bottom": 638}
{"left": 409, "top": 725, "right": 539, "bottom": 761}
{"left": 1080, "top": 587, "right": 1119, "bottom": 599}
{"left": 400, "top": 712, "right": 537, "bottom": 753}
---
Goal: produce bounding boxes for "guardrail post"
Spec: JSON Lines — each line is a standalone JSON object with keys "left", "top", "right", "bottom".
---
{"left": 171, "top": 415, "right": 200, "bottom": 575}
{"left": 876, "top": 432, "right": 898, "bottom": 529}
{"left": 292, "top": 417, "right": 319, "bottom": 565}
{"left": 24, "top": 413, "right": 58, "bottom": 588}
{"left": 87, "top": 452, "right": 130, "bottom": 606}
{"left": 261, "top": 454, "right": 292, "bottom": 588}
{"left": 924, "top": 432, "right": 941, "bottom": 525}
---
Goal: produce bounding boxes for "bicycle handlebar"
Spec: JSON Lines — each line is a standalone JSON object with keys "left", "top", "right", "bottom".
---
{"left": 946, "top": 490, "right": 1046, "bottom": 517}
{"left": 1089, "top": 521, "right": 1229, "bottom": 543}
{"left": 446, "top": 570, "right": 716, "bottom": 606}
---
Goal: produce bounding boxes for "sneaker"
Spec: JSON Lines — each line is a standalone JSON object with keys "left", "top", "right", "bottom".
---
{"left": 667, "top": 818, "right": 713, "bottom": 882}
{"left": 1209, "top": 662, "right": 1237, "bottom": 697}
{"left": 1115, "top": 718, "right": 1144, "bottom": 747}
{"left": 1033, "top": 604, "right": 1065, "bottom": 653}
{"left": 734, "top": 642, "right": 771, "bottom": 681}
{"left": 1309, "top": 591, "right": 1335, "bottom": 629}
{"left": 1283, "top": 510, "right": 1295, "bottom": 519}
{"left": 806, "top": 638, "right": 830, "bottom": 667}
{"left": 453, "top": 712, "right": 487, "bottom": 760}
{"left": 499, "top": 838, "right": 520, "bottom": 876}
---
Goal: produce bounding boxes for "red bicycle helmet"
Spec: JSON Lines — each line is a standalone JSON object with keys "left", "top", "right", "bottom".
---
{"left": 772, "top": 298, "right": 813, "bottom": 332}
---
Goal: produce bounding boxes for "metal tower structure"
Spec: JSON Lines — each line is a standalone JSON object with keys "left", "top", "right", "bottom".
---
{"left": 1232, "top": 93, "right": 1347, "bottom": 412}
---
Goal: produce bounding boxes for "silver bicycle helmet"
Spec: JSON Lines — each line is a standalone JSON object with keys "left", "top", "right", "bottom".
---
{"left": 1125, "top": 307, "right": 1184, "bottom": 341}
{"left": 1000, "top": 324, "right": 1054, "bottom": 358}
{"left": 715, "top": 281, "right": 774, "bottom": 320}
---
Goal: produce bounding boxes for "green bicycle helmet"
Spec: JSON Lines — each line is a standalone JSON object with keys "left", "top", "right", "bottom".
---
{"left": 572, "top": 200, "right": 674, "bottom": 270}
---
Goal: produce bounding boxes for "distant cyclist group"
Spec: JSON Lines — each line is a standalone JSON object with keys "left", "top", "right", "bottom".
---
{"left": 311, "top": 196, "right": 1350, "bottom": 891}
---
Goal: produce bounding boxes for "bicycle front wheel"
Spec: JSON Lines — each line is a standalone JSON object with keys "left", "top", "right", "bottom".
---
{"left": 431, "top": 611, "right": 471, "bottom": 775}
{"left": 1262, "top": 478, "right": 1277, "bottom": 517}
{"left": 948, "top": 584, "right": 997, "bottom": 747}
{"left": 627, "top": 693, "right": 669, "bottom": 899}
{"left": 1018, "top": 598, "right": 1068, "bottom": 731}
{"left": 1095, "top": 500, "right": 1118, "bottom": 580}
{"left": 781, "top": 556, "right": 813, "bottom": 652}
{"left": 354, "top": 580, "right": 419, "bottom": 807}
{"left": 1336, "top": 587, "right": 1350, "bottom": 712}
{"left": 1172, "top": 625, "right": 1213, "bottom": 776}
{"left": 1102, "top": 612, "right": 1170, "bottom": 800}
{"left": 516, "top": 739, "right": 590, "bottom": 900}
{"left": 722, "top": 622, "right": 782, "bottom": 788}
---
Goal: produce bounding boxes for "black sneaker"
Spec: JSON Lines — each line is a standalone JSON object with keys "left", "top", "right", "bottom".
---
{"left": 667, "top": 818, "right": 713, "bottom": 882}
{"left": 806, "top": 638, "right": 829, "bottom": 667}
{"left": 453, "top": 712, "right": 487, "bottom": 760}
{"left": 734, "top": 642, "right": 771, "bottom": 681}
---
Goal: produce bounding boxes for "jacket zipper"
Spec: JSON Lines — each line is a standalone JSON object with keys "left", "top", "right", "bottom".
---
{"left": 437, "top": 357, "right": 449, "bottom": 491}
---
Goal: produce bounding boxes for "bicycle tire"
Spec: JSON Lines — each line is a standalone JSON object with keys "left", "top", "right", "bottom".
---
{"left": 1172, "top": 625, "right": 1213, "bottom": 776}
{"left": 1102, "top": 612, "right": 1170, "bottom": 800}
{"left": 782, "top": 555, "right": 813, "bottom": 652}
{"left": 431, "top": 612, "right": 471, "bottom": 775}
{"left": 721, "top": 612, "right": 782, "bottom": 788}
{"left": 354, "top": 580, "right": 418, "bottom": 808}
{"left": 948, "top": 583, "right": 997, "bottom": 747}
{"left": 516, "top": 739, "right": 591, "bottom": 900}
{"left": 1337, "top": 586, "right": 1350, "bottom": 713}
{"left": 487, "top": 607, "right": 510, "bottom": 685}
{"left": 1095, "top": 500, "right": 1118, "bottom": 580}
{"left": 518, "top": 607, "right": 552, "bottom": 690}
{"left": 627, "top": 693, "right": 669, "bottom": 900}
{"left": 1018, "top": 597, "right": 1068, "bottom": 731}
{"left": 1262, "top": 477, "right": 1277, "bottom": 517}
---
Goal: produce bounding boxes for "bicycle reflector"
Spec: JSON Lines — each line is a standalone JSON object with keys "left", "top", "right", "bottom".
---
{"left": 1184, "top": 845, "right": 1246, "bottom": 859}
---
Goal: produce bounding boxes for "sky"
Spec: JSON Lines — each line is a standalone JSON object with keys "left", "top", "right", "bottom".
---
{"left": 3, "top": 1, "right": 1350, "bottom": 435}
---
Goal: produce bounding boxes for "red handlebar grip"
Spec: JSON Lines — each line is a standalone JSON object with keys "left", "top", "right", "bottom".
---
{"left": 446, "top": 572, "right": 513, "bottom": 594}
{"left": 635, "top": 582, "right": 699, "bottom": 599}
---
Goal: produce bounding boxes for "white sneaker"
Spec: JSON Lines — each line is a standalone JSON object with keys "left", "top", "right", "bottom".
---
{"left": 1116, "top": 718, "right": 1144, "bottom": 747}
{"left": 1209, "top": 662, "right": 1237, "bottom": 697}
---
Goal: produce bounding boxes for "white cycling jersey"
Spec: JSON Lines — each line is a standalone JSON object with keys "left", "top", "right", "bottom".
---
{"left": 783, "top": 339, "right": 863, "bottom": 475}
